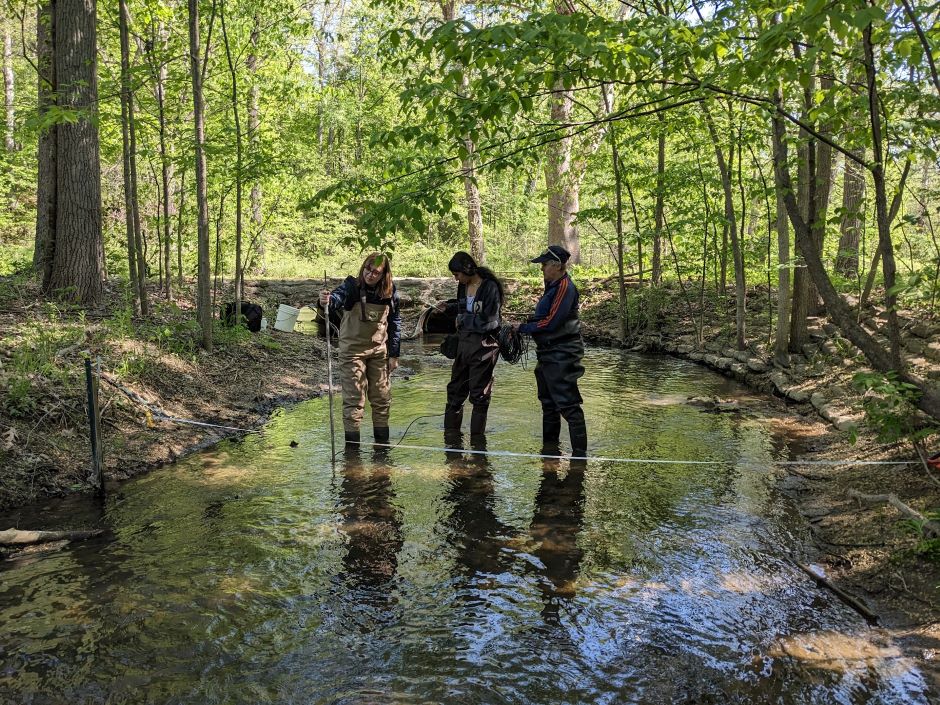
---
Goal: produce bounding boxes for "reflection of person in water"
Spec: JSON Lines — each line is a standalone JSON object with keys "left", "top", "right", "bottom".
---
{"left": 442, "top": 435, "right": 516, "bottom": 578}
{"left": 530, "top": 458, "right": 587, "bottom": 621}
{"left": 338, "top": 447, "right": 403, "bottom": 598}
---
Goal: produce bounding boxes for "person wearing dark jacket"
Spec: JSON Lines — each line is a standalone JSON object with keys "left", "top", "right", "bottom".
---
{"left": 512, "top": 245, "right": 587, "bottom": 457}
{"left": 438, "top": 251, "right": 504, "bottom": 437}
{"left": 319, "top": 253, "right": 401, "bottom": 446}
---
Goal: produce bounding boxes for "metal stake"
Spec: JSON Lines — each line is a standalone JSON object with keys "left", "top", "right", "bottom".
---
{"left": 324, "top": 274, "right": 336, "bottom": 461}
{"left": 84, "top": 358, "right": 104, "bottom": 497}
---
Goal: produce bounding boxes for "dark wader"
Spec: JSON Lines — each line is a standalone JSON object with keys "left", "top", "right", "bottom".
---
{"left": 445, "top": 333, "right": 499, "bottom": 436}
{"left": 533, "top": 320, "right": 586, "bottom": 456}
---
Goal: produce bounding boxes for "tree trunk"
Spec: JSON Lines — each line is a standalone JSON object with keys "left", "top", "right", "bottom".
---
{"left": 152, "top": 20, "right": 173, "bottom": 300}
{"left": 462, "top": 137, "right": 484, "bottom": 263}
{"left": 808, "top": 74, "right": 835, "bottom": 316}
{"left": 789, "top": 64, "right": 815, "bottom": 352}
{"left": 2, "top": 20, "right": 14, "bottom": 151}
{"left": 652, "top": 119, "right": 664, "bottom": 284}
{"left": 45, "top": 0, "right": 103, "bottom": 306}
{"left": 774, "top": 184, "right": 791, "bottom": 365}
{"left": 835, "top": 148, "right": 866, "bottom": 277}
{"left": 221, "top": 0, "right": 243, "bottom": 314}
{"left": 248, "top": 14, "right": 263, "bottom": 274}
{"left": 440, "top": 0, "right": 485, "bottom": 263}
{"left": 702, "top": 101, "right": 745, "bottom": 349}
{"left": 119, "top": 0, "right": 146, "bottom": 315}
{"left": 34, "top": 1, "right": 56, "bottom": 281}
{"left": 188, "top": 0, "right": 212, "bottom": 350}
{"left": 863, "top": 20, "right": 901, "bottom": 369}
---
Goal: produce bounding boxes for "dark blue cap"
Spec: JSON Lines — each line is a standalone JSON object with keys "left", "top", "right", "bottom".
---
{"left": 530, "top": 245, "right": 570, "bottom": 264}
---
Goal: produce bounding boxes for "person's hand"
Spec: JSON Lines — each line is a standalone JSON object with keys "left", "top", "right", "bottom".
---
{"left": 387, "top": 357, "right": 399, "bottom": 372}
{"left": 319, "top": 290, "right": 330, "bottom": 307}
{"left": 434, "top": 301, "right": 447, "bottom": 313}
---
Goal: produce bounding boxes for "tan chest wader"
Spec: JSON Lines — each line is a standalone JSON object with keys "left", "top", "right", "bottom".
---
{"left": 338, "top": 297, "right": 391, "bottom": 437}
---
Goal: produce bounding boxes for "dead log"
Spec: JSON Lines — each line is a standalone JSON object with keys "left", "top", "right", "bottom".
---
{"left": 847, "top": 489, "right": 940, "bottom": 538}
{"left": 796, "top": 561, "right": 880, "bottom": 625}
{"left": 0, "top": 527, "right": 104, "bottom": 546}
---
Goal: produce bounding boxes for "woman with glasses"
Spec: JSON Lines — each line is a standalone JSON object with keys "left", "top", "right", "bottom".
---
{"left": 319, "top": 253, "right": 401, "bottom": 447}
{"left": 437, "top": 251, "right": 504, "bottom": 437}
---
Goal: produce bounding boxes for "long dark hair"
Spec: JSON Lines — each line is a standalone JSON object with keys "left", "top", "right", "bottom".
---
{"left": 448, "top": 251, "right": 503, "bottom": 301}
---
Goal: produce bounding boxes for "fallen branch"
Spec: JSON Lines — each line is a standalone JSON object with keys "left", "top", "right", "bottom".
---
{"left": 0, "top": 527, "right": 104, "bottom": 546}
{"left": 795, "top": 561, "right": 880, "bottom": 626}
{"left": 847, "top": 489, "right": 940, "bottom": 538}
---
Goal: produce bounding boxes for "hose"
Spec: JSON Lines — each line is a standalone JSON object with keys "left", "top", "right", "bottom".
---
{"left": 497, "top": 324, "right": 528, "bottom": 365}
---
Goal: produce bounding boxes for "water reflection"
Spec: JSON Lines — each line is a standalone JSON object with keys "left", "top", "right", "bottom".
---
{"left": 337, "top": 446, "right": 403, "bottom": 615}
{"left": 531, "top": 457, "right": 586, "bottom": 623}
{"left": 441, "top": 433, "right": 516, "bottom": 578}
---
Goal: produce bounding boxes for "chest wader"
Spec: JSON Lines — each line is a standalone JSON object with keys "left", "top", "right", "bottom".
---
{"left": 444, "top": 333, "right": 499, "bottom": 438}
{"left": 338, "top": 298, "right": 391, "bottom": 445}
{"left": 533, "top": 319, "right": 586, "bottom": 457}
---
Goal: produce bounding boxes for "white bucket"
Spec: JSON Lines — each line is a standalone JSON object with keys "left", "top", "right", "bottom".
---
{"left": 273, "top": 304, "right": 300, "bottom": 332}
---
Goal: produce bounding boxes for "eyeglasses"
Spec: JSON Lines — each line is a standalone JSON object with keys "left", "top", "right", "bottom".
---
{"left": 364, "top": 265, "right": 384, "bottom": 277}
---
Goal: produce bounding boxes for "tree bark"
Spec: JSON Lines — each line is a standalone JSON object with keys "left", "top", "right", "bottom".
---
{"left": 2, "top": 20, "right": 15, "bottom": 151}
{"left": 440, "top": 0, "right": 485, "bottom": 263}
{"left": 702, "top": 100, "right": 745, "bottom": 349}
{"left": 835, "top": 148, "right": 866, "bottom": 277}
{"left": 774, "top": 184, "right": 790, "bottom": 365}
{"left": 119, "top": 0, "right": 146, "bottom": 315}
{"left": 151, "top": 19, "right": 173, "bottom": 300}
{"left": 248, "top": 14, "right": 263, "bottom": 274}
{"left": 33, "top": 1, "right": 56, "bottom": 281}
{"left": 863, "top": 20, "right": 902, "bottom": 369}
{"left": 188, "top": 0, "right": 212, "bottom": 350}
{"left": 45, "top": 0, "right": 103, "bottom": 306}
{"left": 652, "top": 119, "right": 664, "bottom": 284}
{"left": 221, "top": 0, "right": 243, "bottom": 315}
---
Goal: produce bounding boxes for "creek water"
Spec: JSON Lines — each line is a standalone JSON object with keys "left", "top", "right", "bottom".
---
{"left": 0, "top": 345, "right": 931, "bottom": 704}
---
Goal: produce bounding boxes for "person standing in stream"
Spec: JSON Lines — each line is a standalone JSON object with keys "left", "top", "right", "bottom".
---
{"left": 437, "top": 251, "right": 504, "bottom": 438}
{"left": 319, "top": 253, "right": 401, "bottom": 447}
{"left": 512, "top": 245, "right": 587, "bottom": 457}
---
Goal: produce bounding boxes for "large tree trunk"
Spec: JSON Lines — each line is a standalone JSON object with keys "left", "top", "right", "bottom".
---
{"left": 34, "top": 1, "right": 56, "bottom": 281}
{"left": 188, "top": 0, "right": 212, "bottom": 350}
{"left": 44, "top": 0, "right": 103, "bottom": 306}
{"left": 835, "top": 148, "right": 866, "bottom": 277}
{"left": 3, "top": 20, "right": 14, "bottom": 151}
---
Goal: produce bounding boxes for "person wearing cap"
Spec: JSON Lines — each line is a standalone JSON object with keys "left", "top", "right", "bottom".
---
{"left": 511, "top": 245, "right": 587, "bottom": 457}
{"left": 436, "top": 251, "right": 505, "bottom": 437}
{"left": 319, "top": 253, "right": 401, "bottom": 447}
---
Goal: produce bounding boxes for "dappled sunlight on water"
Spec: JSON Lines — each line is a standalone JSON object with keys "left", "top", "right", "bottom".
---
{"left": 0, "top": 348, "right": 931, "bottom": 704}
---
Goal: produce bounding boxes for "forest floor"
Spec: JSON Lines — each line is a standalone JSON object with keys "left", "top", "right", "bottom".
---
{"left": 1, "top": 273, "right": 939, "bottom": 691}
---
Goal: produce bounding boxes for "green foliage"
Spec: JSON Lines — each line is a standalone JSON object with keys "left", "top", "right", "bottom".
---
{"left": 851, "top": 371, "right": 935, "bottom": 444}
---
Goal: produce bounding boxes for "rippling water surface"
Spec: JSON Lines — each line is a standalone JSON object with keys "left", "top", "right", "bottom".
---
{"left": 0, "top": 346, "right": 930, "bottom": 704}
